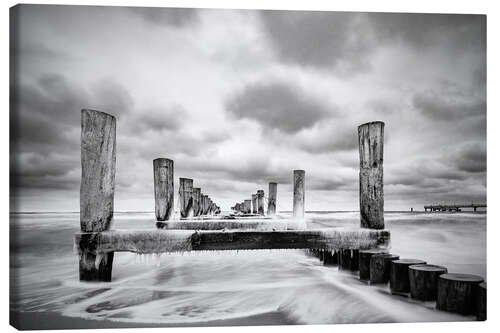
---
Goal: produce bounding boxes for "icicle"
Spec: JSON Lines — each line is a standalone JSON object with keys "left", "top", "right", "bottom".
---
{"left": 95, "top": 252, "right": 104, "bottom": 269}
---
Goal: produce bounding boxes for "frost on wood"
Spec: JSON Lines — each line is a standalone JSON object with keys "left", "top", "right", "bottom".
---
{"left": 317, "top": 228, "right": 390, "bottom": 251}
{"left": 156, "top": 220, "right": 289, "bottom": 231}
{"left": 80, "top": 109, "right": 116, "bottom": 232}
{"left": 76, "top": 230, "right": 194, "bottom": 255}
{"left": 75, "top": 228, "right": 390, "bottom": 254}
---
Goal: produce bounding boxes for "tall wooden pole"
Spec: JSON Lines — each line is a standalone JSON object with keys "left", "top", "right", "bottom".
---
{"left": 179, "top": 178, "right": 193, "bottom": 218}
{"left": 192, "top": 188, "right": 201, "bottom": 216}
{"left": 358, "top": 121, "right": 384, "bottom": 229}
{"left": 293, "top": 170, "right": 305, "bottom": 218}
{"left": 153, "top": 158, "right": 174, "bottom": 221}
{"left": 80, "top": 109, "right": 116, "bottom": 281}
{"left": 257, "top": 190, "right": 265, "bottom": 215}
{"left": 252, "top": 194, "right": 257, "bottom": 214}
{"left": 267, "top": 182, "right": 277, "bottom": 216}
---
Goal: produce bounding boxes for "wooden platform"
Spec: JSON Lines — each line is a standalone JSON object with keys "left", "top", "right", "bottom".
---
{"left": 75, "top": 228, "right": 390, "bottom": 255}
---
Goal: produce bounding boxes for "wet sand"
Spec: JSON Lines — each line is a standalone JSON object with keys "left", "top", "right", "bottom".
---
{"left": 11, "top": 310, "right": 295, "bottom": 330}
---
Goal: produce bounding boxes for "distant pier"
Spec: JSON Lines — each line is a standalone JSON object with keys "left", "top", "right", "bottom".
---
{"left": 424, "top": 204, "right": 486, "bottom": 212}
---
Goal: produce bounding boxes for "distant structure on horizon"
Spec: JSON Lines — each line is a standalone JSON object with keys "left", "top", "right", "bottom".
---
{"left": 424, "top": 203, "right": 487, "bottom": 212}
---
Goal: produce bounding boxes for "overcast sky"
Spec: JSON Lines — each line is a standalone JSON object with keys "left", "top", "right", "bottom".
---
{"left": 10, "top": 5, "right": 486, "bottom": 212}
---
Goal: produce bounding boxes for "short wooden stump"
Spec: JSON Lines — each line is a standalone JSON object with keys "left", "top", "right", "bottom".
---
{"left": 436, "top": 273, "right": 484, "bottom": 315}
{"left": 476, "top": 282, "right": 486, "bottom": 321}
{"left": 390, "top": 259, "right": 426, "bottom": 294}
{"left": 359, "top": 249, "right": 388, "bottom": 281}
{"left": 409, "top": 264, "right": 448, "bottom": 301}
{"left": 370, "top": 254, "right": 399, "bottom": 284}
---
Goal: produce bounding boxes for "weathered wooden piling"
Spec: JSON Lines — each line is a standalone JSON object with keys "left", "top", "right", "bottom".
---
{"left": 80, "top": 109, "right": 116, "bottom": 281}
{"left": 203, "top": 195, "right": 209, "bottom": 215}
{"left": 192, "top": 188, "right": 201, "bottom": 216}
{"left": 359, "top": 249, "right": 387, "bottom": 281}
{"left": 370, "top": 253, "right": 399, "bottom": 284}
{"left": 358, "top": 121, "right": 384, "bottom": 229}
{"left": 252, "top": 194, "right": 257, "bottom": 214}
{"left": 244, "top": 199, "right": 252, "bottom": 214}
{"left": 293, "top": 170, "right": 305, "bottom": 218}
{"left": 179, "top": 178, "right": 193, "bottom": 218}
{"left": 154, "top": 158, "right": 174, "bottom": 221}
{"left": 390, "top": 259, "right": 427, "bottom": 294}
{"left": 339, "top": 249, "right": 359, "bottom": 271}
{"left": 436, "top": 273, "right": 484, "bottom": 315}
{"left": 257, "top": 190, "right": 265, "bottom": 215}
{"left": 80, "top": 109, "right": 116, "bottom": 233}
{"left": 408, "top": 264, "right": 448, "bottom": 301}
{"left": 476, "top": 282, "right": 486, "bottom": 321}
{"left": 268, "top": 182, "right": 277, "bottom": 216}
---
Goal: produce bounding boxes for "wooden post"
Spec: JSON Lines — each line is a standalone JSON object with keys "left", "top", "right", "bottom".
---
{"left": 268, "top": 182, "right": 277, "bottom": 216}
{"left": 323, "top": 250, "right": 338, "bottom": 266}
{"left": 436, "top": 273, "right": 484, "bottom": 315}
{"left": 370, "top": 253, "right": 399, "bottom": 284}
{"left": 476, "top": 282, "right": 486, "bottom": 320}
{"left": 252, "top": 194, "right": 257, "bottom": 214}
{"left": 257, "top": 190, "right": 265, "bottom": 215}
{"left": 293, "top": 170, "right": 305, "bottom": 218}
{"left": 359, "top": 249, "right": 387, "bottom": 281}
{"left": 153, "top": 158, "right": 174, "bottom": 221}
{"left": 339, "top": 249, "right": 359, "bottom": 271}
{"left": 80, "top": 109, "right": 116, "bottom": 281}
{"left": 358, "top": 121, "right": 384, "bottom": 229}
{"left": 202, "top": 194, "right": 208, "bottom": 215}
{"left": 244, "top": 199, "right": 251, "bottom": 214}
{"left": 179, "top": 178, "right": 193, "bottom": 218}
{"left": 408, "top": 264, "right": 448, "bottom": 301}
{"left": 192, "top": 188, "right": 201, "bottom": 216}
{"left": 390, "top": 259, "right": 426, "bottom": 294}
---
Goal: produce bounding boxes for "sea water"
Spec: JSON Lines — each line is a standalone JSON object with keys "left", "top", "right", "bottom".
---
{"left": 10, "top": 211, "right": 486, "bottom": 326}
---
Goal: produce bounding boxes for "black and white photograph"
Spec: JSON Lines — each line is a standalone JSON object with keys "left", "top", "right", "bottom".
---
{"left": 9, "top": 2, "right": 488, "bottom": 330}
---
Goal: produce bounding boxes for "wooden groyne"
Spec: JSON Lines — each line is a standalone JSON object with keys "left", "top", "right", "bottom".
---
{"left": 74, "top": 110, "right": 485, "bottom": 321}
{"left": 424, "top": 204, "right": 486, "bottom": 212}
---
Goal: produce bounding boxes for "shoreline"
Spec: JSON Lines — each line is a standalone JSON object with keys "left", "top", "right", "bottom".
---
{"left": 10, "top": 310, "right": 296, "bottom": 330}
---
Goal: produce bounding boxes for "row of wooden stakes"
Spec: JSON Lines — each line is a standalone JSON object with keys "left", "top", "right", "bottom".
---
{"left": 153, "top": 158, "right": 221, "bottom": 221}
{"left": 310, "top": 249, "right": 486, "bottom": 320}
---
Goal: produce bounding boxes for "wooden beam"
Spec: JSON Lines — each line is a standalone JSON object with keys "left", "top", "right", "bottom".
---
{"left": 75, "top": 228, "right": 390, "bottom": 254}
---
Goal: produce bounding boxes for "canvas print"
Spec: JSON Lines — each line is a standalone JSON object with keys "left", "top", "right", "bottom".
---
{"left": 9, "top": 4, "right": 486, "bottom": 330}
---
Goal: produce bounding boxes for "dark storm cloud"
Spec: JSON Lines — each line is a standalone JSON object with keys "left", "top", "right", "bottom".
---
{"left": 259, "top": 11, "right": 373, "bottom": 73}
{"left": 226, "top": 81, "right": 331, "bottom": 133}
{"left": 367, "top": 13, "right": 486, "bottom": 52}
{"left": 452, "top": 142, "right": 486, "bottom": 173}
{"left": 259, "top": 11, "right": 485, "bottom": 74}
{"left": 412, "top": 90, "right": 485, "bottom": 121}
{"left": 129, "top": 7, "right": 199, "bottom": 27}
{"left": 11, "top": 73, "right": 134, "bottom": 190}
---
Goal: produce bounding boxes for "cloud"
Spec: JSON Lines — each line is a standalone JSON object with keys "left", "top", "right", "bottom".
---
{"left": 226, "top": 81, "right": 332, "bottom": 133}
{"left": 129, "top": 7, "right": 199, "bottom": 27}
{"left": 452, "top": 142, "right": 486, "bottom": 173}
{"left": 367, "top": 13, "right": 486, "bottom": 52}
{"left": 259, "top": 11, "right": 373, "bottom": 73}
{"left": 413, "top": 89, "right": 485, "bottom": 121}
